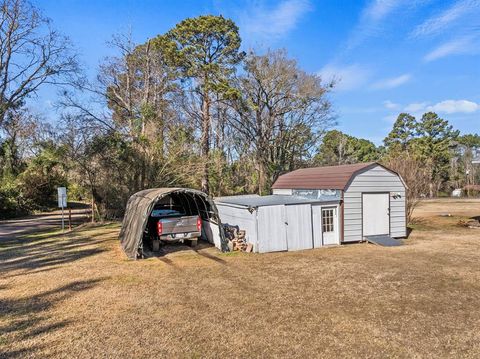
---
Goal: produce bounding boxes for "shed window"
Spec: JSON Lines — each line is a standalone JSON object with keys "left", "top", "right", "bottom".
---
{"left": 322, "top": 209, "right": 334, "bottom": 233}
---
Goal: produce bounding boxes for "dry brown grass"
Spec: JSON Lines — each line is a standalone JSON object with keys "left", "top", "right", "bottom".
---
{"left": 1, "top": 199, "right": 480, "bottom": 358}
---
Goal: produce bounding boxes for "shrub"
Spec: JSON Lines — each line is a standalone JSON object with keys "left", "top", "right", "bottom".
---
{"left": 0, "top": 178, "right": 30, "bottom": 219}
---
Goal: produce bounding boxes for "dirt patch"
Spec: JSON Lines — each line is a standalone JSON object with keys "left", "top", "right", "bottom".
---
{"left": 1, "top": 199, "right": 480, "bottom": 358}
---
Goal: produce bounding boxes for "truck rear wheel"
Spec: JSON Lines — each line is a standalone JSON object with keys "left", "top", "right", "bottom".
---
{"left": 186, "top": 239, "right": 198, "bottom": 247}
{"left": 152, "top": 239, "right": 161, "bottom": 252}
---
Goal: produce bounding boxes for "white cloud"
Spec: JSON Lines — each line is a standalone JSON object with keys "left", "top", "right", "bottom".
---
{"left": 240, "top": 0, "right": 312, "bottom": 40}
{"left": 346, "top": 0, "right": 404, "bottom": 49}
{"left": 318, "top": 64, "right": 371, "bottom": 91}
{"left": 428, "top": 100, "right": 480, "bottom": 114}
{"left": 404, "top": 100, "right": 480, "bottom": 114}
{"left": 371, "top": 74, "right": 412, "bottom": 90}
{"left": 424, "top": 36, "right": 477, "bottom": 62}
{"left": 344, "top": 0, "right": 431, "bottom": 51}
{"left": 411, "top": 0, "right": 480, "bottom": 38}
{"left": 383, "top": 100, "right": 399, "bottom": 109}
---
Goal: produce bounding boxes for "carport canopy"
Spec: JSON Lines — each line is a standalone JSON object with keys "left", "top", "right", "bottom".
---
{"left": 119, "top": 188, "right": 226, "bottom": 259}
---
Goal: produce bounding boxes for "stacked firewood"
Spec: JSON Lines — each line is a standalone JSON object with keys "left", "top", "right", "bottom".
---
{"left": 223, "top": 225, "right": 253, "bottom": 252}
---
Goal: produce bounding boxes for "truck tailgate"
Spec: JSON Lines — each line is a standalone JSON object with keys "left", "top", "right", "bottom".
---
{"left": 160, "top": 215, "right": 199, "bottom": 234}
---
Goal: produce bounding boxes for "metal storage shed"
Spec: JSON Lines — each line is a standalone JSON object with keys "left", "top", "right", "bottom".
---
{"left": 272, "top": 162, "right": 407, "bottom": 243}
{"left": 215, "top": 195, "right": 341, "bottom": 253}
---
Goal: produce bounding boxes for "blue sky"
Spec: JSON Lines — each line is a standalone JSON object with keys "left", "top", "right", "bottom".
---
{"left": 33, "top": 0, "right": 480, "bottom": 144}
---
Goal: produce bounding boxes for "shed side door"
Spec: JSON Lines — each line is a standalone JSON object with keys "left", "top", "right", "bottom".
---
{"left": 285, "top": 204, "right": 313, "bottom": 251}
{"left": 321, "top": 206, "right": 339, "bottom": 245}
{"left": 257, "top": 205, "right": 287, "bottom": 253}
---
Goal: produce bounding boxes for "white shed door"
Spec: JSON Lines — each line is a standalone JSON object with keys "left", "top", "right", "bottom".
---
{"left": 257, "top": 205, "right": 287, "bottom": 253}
{"left": 286, "top": 204, "right": 313, "bottom": 251}
{"left": 362, "top": 193, "right": 390, "bottom": 236}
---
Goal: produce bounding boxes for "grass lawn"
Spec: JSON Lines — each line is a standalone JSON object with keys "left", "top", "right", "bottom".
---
{"left": 1, "top": 199, "right": 480, "bottom": 358}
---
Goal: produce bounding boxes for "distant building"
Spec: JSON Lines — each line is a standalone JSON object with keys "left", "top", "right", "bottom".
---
{"left": 452, "top": 189, "right": 462, "bottom": 197}
{"left": 473, "top": 149, "right": 480, "bottom": 164}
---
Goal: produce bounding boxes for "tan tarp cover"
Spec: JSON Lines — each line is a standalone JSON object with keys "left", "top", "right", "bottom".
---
{"left": 119, "top": 188, "right": 225, "bottom": 259}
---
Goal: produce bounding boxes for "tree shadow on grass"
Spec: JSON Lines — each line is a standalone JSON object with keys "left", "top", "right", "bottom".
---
{"left": 0, "top": 225, "right": 115, "bottom": 356}
{"left": 0, "top": 278, "right": 105, "bottom": 358}
{"left": 0, "top": 346, "right": 46, "bottom": 359}
{"left": 143, "top": 240, "right": 226, "bottom": 265}
{"left": 406, "top": 226, "right": 413, "bottom": 238}
{"left": 0, "top": 229, "right": 118, "bottom": 278}
{"left": 0, "top": 238, "right": 106, "bottom": 278}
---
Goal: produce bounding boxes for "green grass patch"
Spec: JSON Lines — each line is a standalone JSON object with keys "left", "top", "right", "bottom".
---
{"left": 0, "top": 336, "right": 7, "bottom": 346}
{"left": 22, "top": 222, "right": 120, "bottom": 240}
{"left": 22, "top": 228, "right": 65, "bottom": 240}
{"left": 98, "top": 222, "right": 121, "bottom": 230}
{"left": 112, "top": 275, "right": 142, "bottom": 285}
{"left": 408, "top": 223, "right": 433, "bottom": 231}
{"left": 219, "top": 250, "right": 243, "bottom": 257}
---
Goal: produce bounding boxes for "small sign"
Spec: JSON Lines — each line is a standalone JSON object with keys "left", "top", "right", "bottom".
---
{"left": 58, "top": 187, "right": 67, "bottom": 208}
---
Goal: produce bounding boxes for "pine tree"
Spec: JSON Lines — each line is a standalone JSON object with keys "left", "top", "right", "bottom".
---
{"left": 383, "top": 113, "right": 416, "bottom": 152}
{"left": 412, "top": 112, "right": 459, "bottom": 197}
{"left": 157, "top": 15, "right": 244, "bottom": 194}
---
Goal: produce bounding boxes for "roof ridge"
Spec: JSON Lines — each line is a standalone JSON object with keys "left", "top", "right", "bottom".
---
{"left": 299, "top": 161, "right": 376, "bottom": 170}
{"left": 284, "top": 162, "right": 376, "bottom": 174}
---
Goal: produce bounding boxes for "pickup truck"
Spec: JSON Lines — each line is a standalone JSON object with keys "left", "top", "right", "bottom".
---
{"left": 144, "top": 204, "right": 202, "bottom": 251}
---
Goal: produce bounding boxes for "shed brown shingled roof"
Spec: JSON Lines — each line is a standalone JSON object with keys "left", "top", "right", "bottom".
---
{"left": 272, "top": 162, "right": 377, "bottom": 190}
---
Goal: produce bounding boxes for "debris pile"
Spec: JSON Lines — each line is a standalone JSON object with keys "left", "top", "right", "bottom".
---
{"left": 457, "top": 218, "right": 480, "bottom": 229}
{"left": 223, "top": 224, "right": 253, "bottom": 252}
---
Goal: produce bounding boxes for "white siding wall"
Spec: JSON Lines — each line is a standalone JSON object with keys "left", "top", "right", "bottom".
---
{"left": 217, "top": 201, "right": 344, "bottom": 253}
{"left": 343, "top": 165, "right": 406, "bottom": 242}
{"left": 311, "top": 205, "right": 323, "bottom": 248}
{"left": 272, "top": 188, "right": 293, "bottom": 195}
{"left": 216, "top": 204, "right": 258, "bottom": 251}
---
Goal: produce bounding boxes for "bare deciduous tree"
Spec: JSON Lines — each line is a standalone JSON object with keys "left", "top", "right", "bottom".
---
{"left": 383, "top": 152, "right": 431, "bottom": 224}
{"left": 0, "top": 0, "right": 79, "bottom": 126}
{"left": 230, "top": 49, "right": 335, "bottom": 194}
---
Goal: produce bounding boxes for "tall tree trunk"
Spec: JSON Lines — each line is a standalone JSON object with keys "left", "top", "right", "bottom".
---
{"left": 258, "top": 163, "right": 266, "bottom": 195}
{"left": 201, "top": 93, "right": 210, "bottom": 194}
{"left": 140, "top": 151, "right": 146, "bottom": 189}
{"left": 256, "top": 151, "right": 267, "bottom": 196}
{"left": 255, "top": 109, "right": 265, "bottom": 195}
